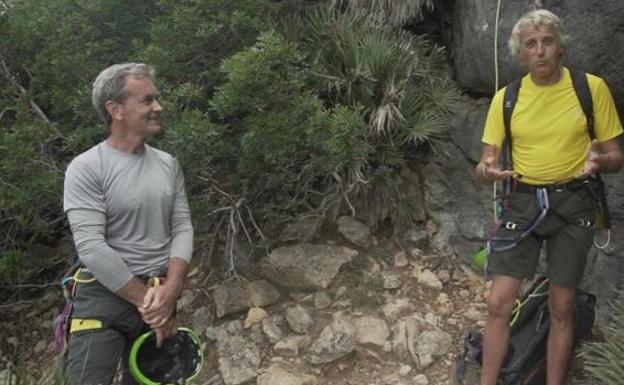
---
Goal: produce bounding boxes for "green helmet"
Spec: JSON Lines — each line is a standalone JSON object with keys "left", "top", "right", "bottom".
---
{"left": 129, "top": 327, "right": 203, "bottom": 385}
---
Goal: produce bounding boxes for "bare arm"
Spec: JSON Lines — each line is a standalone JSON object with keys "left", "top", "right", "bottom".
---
{"left": 578, "top": 137, "right": 623, "bottom": 178}
{"left": 116, "top": 277, "right": 149, "bottom": 307}
{"left": 475, "top": 144, "right": 515, "bottom": 183}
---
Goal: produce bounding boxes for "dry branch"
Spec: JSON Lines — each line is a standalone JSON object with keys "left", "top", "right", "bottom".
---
{"left": 0, "top": 55, "right": 52, "bottom": 124}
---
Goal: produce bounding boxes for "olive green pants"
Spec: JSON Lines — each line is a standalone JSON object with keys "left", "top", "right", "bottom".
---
{"left": 488, "top": 186, "right": 596, "bottom": 287}
{"left": 64, "top": 271, "right": 147, "bottom": 385}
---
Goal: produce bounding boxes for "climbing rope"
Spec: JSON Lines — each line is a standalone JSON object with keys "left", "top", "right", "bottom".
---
{"left": 492, "top": 0, "right": 503, "bottom": 220}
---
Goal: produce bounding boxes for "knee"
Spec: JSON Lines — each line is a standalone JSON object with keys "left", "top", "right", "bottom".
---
{"left": 486, "top": 293, "right": 516, "bottom": 319}
{"left": 549, "top": 301, "right": 575, "bottom": 324}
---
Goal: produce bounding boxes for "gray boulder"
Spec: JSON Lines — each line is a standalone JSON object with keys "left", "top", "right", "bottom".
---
{"left": 260, "top": 243, "right": 358, "bottom": 290}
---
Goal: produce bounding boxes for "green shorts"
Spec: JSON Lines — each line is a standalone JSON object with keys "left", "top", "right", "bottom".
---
{"left": 488, "top": 186, "right": 596, "bottom": 287}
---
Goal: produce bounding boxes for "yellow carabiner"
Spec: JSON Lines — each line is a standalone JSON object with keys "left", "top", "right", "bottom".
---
{"left": 147, "top": 276, "right": 161, "bottom": 287}
{"left": 72, "top": 268, "right": 97, "bottom": 283}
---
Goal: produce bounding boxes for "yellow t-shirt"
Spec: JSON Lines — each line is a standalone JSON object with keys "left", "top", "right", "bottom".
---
{"left": 482, "top": 67, "right": 623, "bottom": 185}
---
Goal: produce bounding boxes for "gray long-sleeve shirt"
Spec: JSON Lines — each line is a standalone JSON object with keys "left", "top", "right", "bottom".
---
{"left": 63, "top": 141, "right": 193, "bottom": 292}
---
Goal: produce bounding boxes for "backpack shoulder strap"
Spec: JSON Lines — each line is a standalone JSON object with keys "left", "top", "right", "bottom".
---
{"left": 569, "top": 69, "right": 595, "bottom": 139}
{"left": 501, "top": 78, "right": 522, "bottom": 193}
{"left": 502, "top": 78, "right": 522, "bottom": 149}
{"left": 569, "top": 69, "right": 612, "bottom": 228}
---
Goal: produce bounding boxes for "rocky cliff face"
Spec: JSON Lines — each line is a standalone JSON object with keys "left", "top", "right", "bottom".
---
{"left": 445, "top": 0, "right": 624, "bottom": 114}
{"left": 418, "top": 0, "right": 624, "bottom": 315}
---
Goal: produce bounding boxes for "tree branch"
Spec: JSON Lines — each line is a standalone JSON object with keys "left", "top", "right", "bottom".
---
{"left": 0, "top": 55, "right": 52, "bottom": 124}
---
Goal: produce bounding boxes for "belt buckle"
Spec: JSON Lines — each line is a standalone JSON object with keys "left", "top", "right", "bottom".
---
{"left": 554, "top": 183, "right": 565, "bottom": 193}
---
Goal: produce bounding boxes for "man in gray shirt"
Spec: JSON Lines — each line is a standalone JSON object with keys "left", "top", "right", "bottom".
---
{"left": 63, "top": 63, "right": 193, "bottom": 385}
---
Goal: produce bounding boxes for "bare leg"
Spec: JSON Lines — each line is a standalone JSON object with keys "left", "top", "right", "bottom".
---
{"left": 547, "top": 283, "right": 576, "bottom": 385}
{"left": 480, "top": 275, "right": 523, "bottom": 385}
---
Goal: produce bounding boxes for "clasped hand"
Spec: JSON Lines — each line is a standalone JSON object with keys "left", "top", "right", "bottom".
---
{"left": 139, "top": 285, "right": 177, "bottom": 347}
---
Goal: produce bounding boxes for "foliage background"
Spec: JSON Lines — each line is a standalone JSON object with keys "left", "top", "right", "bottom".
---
{"left": 0, "top": 0, "right": 457, "bottom": 285}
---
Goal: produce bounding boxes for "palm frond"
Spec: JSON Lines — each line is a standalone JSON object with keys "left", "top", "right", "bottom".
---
{"left": 332, "top": 0, "right": 434, "bottom": 27}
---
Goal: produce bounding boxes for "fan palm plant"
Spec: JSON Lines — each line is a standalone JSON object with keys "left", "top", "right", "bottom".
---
{"left": 300, "top": 4, "right": 457, "bottom": 229}
{"left": 330, "top": 0, "right": 434, "bottom": 27}
{"left": 305, "top": 6, "right": 456, "bottom": 139}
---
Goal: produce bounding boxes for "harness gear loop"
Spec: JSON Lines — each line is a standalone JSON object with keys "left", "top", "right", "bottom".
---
{"left": 488, "top": 187, "right": 549, "bottom": 253}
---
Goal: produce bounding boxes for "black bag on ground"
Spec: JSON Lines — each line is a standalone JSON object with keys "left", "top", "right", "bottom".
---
{"left": 454, "top": 277, "right": 596, "bottom": 385}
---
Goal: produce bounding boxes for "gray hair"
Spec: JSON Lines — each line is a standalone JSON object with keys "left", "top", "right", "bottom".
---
{"left": 92, "top": 63, "right": 156, "bottom": 126}
{"left": 508, "top": 9, "right": 567, "bottom": 58}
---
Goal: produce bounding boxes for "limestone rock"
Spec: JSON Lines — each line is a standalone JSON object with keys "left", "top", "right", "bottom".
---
{"left": 413, "top": 373, "right": 429, "bottom": 385}
{"left": 383, "top": 298, "right": 416, "bottom": 322}
{"left": 273, "top": 335, "right": 309, "bottom": 357}
{"left": 336, "top": 216, "right": 371, "bottom": 247}
{"left": 280, "top": 216, "right": 323, "bottom": 243}
{"left": 353, "top": 316, "right": 390, "bottom": 348}
{"left": 214, "top": 282, "right": 251, "bottom": 318}
{"left": 248, "top": 280, "right": 281, "bottom": 307}
{"left": 285, "top": 305, "right": 314, "bottom": 334}
{"left": 309, "top": 318, "right": 356, "bottom": 364}
{"left": 416, "top": 330, "right": 453, "bottom": 367}
{"left": 257, "top": 363, "right": 318, "bottom": 385}
{"left": 192, "top": 306, "right": 213, "bottom": 332}
{"left": 260, "top": 243, "right": 358, "bottom": 290}
{"left": 262, "top": 315, "right": 285, "bottom": 344}
{"left": 244, "top": 307, "right": 268, "bottom": 329}
{"left": 177, "top": 289, "right": 195, "bottom": 311}
{"left": 313, "top": 292, "right": 332, "bottom": 309}
{"left": 391, "top": 313, "right": 424, "bottom": 363}
{"left": 214, "top": 280, "right": 281, "bottom": 318}
{"left": 393, "top": 251, "right": 409, "bottom": 268}
{"left": 216, "top": 329, "right": 261, "bottom": 385}
{"left": 417, "top": 269, "right": 443, "bottom": 290}
{"left": 382, "top": 271, "right": 402, "bottom": 290}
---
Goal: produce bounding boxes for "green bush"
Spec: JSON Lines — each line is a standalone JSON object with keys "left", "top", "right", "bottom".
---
{"left": 211, "top": 31, "right": 334, "bottom": 214}
{"left": 0, "top": 0, "right": 277, "bottom": 258}
{"left": 0, "top": 120, "right": 64, "bottom": 245}
{"left": 140, "top": 0, "right": 275, "bottom": 108}
{"left": 0, "top": 0, "right": 458, "bottom": 279}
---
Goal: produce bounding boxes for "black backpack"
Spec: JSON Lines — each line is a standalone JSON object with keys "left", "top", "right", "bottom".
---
{"left": 501, "top": 69, "right": 611, "bottom": 229}
{"left": 453, "top": 277, "right": 596, "bottom": 385}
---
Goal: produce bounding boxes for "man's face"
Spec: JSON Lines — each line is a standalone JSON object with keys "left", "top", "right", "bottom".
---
{"left": 117, "top": 75, "right": 163, "bottom": 137}
{"left": 518, "top": 25, "right": 562, "bottom": 84}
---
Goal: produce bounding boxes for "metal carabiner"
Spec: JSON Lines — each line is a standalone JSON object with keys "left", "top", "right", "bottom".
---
{"left": 505, "top": 221, "right": 518, "bottom": 230}
{"left": 577, "top": 218, "right": 593, "bottom": 228}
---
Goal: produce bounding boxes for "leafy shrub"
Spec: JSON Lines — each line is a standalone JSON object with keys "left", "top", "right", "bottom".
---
{"left": 140, "top": 0, "right": 275, "bottom": 109}
{"left": 0, "top": 0, "right": 459, "bottom": 280}
{"left": 0, "top": 120, "right": 64, "bottom": 246}
{"left": 211, "top": 31, "right": 332, "bottom": 203}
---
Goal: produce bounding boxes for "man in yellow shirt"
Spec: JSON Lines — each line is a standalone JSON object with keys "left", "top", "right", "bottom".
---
{"left": 475, "top": 9, "right": 623, "bottom": 385}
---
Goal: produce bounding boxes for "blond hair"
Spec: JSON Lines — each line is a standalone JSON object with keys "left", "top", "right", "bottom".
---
{"left": 508, "top": 9, "right": 567, "bottom": 57}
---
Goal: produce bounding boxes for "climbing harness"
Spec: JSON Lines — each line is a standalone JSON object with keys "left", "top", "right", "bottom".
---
{"left": 55, "top": 267, "right": 97, "bottom": 352}
{"left": 501, "top": 69, "right": 612, "bottom": 249}
{"left": 54, "top": 268, "right": 168, "bottom": 353}
{"left": 488, "top": 187, "right": 549, "bottom": 253}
